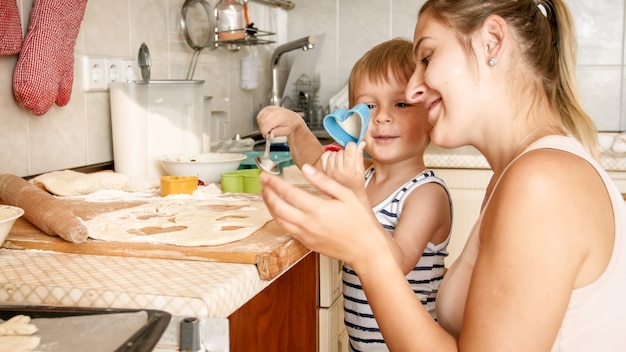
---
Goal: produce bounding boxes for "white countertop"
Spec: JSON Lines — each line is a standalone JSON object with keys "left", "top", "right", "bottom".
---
{"left": 0, "top": 248, "right": 272, "bottom": 319}
{"left": 424, "top": 145, "right": 626, "bottom": 171}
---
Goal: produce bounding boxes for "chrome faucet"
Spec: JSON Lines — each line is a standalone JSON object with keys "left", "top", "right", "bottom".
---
{"left": 270, "top": 35, "right": 316, "bottom": 107}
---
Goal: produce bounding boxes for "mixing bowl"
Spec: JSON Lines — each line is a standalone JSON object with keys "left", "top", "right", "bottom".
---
{"left": 0, "top": 205, "right": 25, "bottom": 245}
{"left": 160, "top": 153, "right": 247, "bottom": 183}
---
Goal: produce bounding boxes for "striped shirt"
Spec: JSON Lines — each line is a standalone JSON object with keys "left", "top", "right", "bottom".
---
{"left": 343, "top": 168, "right": 451, "bottom": 352}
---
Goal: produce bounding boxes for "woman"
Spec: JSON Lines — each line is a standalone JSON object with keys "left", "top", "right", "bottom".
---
{"left": 260, "top": 0, "right": 626, "bottom": 350}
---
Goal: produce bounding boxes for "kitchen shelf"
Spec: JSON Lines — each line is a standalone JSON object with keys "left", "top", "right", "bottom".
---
{"left": 213, "top": 27, "right": 276, "bottom": 51}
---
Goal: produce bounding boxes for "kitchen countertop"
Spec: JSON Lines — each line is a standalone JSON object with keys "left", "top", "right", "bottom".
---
{"left": 424, "top": 145, "right": 626, "bottom": 171}
{"left": 0, "top": 183, "right": 314, "bottom": 350}
{"left": 0, "top": 248, "right": 275, "bottom": 319}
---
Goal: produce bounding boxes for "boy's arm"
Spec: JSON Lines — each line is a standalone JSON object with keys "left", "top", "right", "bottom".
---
{"left": 256, "top": 106, "right": 325, "bottom": 169}
{"left": 391, "top": 183, "right": 451, "bottom": 274}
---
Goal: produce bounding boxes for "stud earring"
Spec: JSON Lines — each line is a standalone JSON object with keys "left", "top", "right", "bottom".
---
{"left": 488, "top": 58, "right": 497, "bottom": 66}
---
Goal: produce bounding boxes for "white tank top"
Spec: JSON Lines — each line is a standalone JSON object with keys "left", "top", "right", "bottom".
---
{"left": 436, "top": 136, "right": 626, "bottom": 351}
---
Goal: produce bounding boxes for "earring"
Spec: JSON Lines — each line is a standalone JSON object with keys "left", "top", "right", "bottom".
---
{"left": 488, "top": 58, "right": 497, "bottom": 66}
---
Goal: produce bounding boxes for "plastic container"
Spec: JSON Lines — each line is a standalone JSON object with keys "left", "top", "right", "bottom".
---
{"left": 160, "top": 176, "right": 198, "bottom": 197}
{"left": 239, "top": 151, "right": 294, "bottom": 173}
{"left": 110, "top": 80, "right": 205, "bottom": 179}
{"left": 221, "top": 169, "right": 262, "bottom": 194}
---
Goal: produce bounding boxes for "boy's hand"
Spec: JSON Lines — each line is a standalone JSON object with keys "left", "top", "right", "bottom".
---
{"left": 256, "top": 106, "right": 307, "bottom": 138}
{"left": 321, "top": 142, "right": 367, "bottom": 197}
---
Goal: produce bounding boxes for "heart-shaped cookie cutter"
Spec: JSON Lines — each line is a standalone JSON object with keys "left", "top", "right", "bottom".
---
{"left": 322, "top": 103, "right": 370, "bottom": 147}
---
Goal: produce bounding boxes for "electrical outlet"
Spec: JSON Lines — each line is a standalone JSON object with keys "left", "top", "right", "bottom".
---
{"left": 82, "top": 56, "right": 107, "bottom": 91}
{"left": 120, "top": 59, "right": 137, "bottom": 82}
{"left": 105, "top": 58, "right": 123, "bottom": 85}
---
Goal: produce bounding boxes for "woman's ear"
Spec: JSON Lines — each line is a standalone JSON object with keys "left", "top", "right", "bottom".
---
{"left": 481, "top": 14, "right": 508, "bottom": 64}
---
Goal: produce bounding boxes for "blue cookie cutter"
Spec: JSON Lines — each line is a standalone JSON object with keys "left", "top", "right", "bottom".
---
{"left": 322, "top": 103, "right": 370, "bottom": 147}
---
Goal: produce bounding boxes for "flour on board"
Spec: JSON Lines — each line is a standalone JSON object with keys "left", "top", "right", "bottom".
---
{"left": 84, "top": 198, "right": 272, "bottom": 246}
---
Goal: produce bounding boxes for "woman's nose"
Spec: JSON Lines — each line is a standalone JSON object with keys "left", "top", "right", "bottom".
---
{"left": 406, "top": 68, "right": 427, "bottom": 103}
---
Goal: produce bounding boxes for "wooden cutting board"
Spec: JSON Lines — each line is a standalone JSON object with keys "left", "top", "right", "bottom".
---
{"left": 3, "top": 197, "right": 310, "bottom": 281}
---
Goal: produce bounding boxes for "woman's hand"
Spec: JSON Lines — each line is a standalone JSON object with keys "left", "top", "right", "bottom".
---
{"left": 259, "top": 162, "right": 385, "bottom": 267}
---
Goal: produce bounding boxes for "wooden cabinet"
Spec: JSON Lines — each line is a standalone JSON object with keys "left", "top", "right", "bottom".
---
{"left": 229, "top": 252, "right": 318, "bottom": 351}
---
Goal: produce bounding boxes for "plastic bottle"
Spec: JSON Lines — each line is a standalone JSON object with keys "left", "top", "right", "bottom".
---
{"left": 215, "top": 0, "right": 245, "bottom": 41}
{"left": 241, "top": 46, "right": 259, "bottom": 90}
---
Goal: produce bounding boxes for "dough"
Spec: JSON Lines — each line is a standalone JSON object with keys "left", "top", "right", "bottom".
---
{"left": 31, "top": 170, "right": 130, "bottom": 196}
{"left": 85, "top": 198, "right": 272, "bottom": 246}
{"left": 0, "top": 335, "right": 40, "bottom": 352}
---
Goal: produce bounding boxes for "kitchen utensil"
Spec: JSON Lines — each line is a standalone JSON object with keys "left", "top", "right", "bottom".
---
{"left": 255, "top": 134, "right": 280, "bottom": 175}
{"left": 240, "top": 151, "right": 293, "bottom": 172}
{"left": 181, "top": 0, "right": 214, "bottom": 80}
{"left": 0, "top": 173, "right": 88, "bottom": 243}
{"left": 323, "top": 103, "right": 370, "bottom": 147}
{"left": 138, "top": 43, "right": 151, "bottom": 82}
{"left": 160, "top": 176, "right": 199, "bottom": 197}
{"left": 221, "top": 169, "right": 262, "bottom": 194}
{"left": 159, "top": 152, "right": 247, "bottom": 183}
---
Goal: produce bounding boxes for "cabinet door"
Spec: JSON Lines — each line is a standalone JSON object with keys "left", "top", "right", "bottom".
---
{"left": 318, "top": 296, "right": 347, "bottom": 352}
{"left": 319, "top": 254, "right": 342, "bottom": 308}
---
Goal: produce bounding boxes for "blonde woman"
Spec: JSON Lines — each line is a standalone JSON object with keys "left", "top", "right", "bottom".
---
{"left": 259, "top": 0, "right": 626, "bottom": 351}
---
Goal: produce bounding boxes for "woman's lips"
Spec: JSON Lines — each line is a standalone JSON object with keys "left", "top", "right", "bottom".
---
{"left": 427, "top": 98, "right": 442, "bottom": 124}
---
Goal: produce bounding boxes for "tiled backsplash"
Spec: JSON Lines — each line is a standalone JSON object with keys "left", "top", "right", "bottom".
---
{"left": 1, "top": 0, "right": 625, "bottom": 177}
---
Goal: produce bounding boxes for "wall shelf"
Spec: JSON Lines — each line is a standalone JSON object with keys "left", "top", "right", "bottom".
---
{"left": 214, "top": 27, "right": 276, "bottom": 51}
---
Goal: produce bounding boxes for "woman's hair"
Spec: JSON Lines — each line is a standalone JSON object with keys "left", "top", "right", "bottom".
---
{"left": 348, "top": 38, "right": 416, "bottom": 106}
{"left": 420, "top": 0, "right": 598, "bottom": 157}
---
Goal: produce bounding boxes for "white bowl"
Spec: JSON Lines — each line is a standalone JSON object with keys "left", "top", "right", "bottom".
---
{"left": 0, "top": 205, "right": 24, "bottom": 245}
{"left": 159, "top": 153, "right": 247, "bottom": 183}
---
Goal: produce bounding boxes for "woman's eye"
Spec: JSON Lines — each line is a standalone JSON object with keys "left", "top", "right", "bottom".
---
{"left": 420, "top": 55, "right": 431, "bottom": 66}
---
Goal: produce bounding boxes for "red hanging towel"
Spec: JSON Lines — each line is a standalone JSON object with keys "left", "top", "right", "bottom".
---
{"left": 12, "top": 0, "right": 88, "bottom": 116}
{"left": 0, "top": 0, "right": 23, "bottom": 56}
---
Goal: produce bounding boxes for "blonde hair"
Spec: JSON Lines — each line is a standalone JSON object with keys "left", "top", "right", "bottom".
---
{"left": 348, "top": 38, "right": 415, "bottom": 107}
{"left": 420, "top": 0, "right": 598, "bottom": 157}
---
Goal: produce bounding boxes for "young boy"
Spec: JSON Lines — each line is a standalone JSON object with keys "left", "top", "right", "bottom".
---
{"left": 256, "top": 38, "right": 452, "bottom": 352}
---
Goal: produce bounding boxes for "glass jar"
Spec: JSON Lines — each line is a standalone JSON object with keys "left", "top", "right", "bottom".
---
{"left": 215, "top": 0, "right": 245, "bottom": 40}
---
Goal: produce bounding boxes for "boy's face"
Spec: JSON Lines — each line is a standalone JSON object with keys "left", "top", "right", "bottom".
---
{"left": 353, "top": 73, "right": 431, "bottom": 164}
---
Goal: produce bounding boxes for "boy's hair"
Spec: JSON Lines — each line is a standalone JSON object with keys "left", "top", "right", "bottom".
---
{"left": 348, "top": 38, "right": 415, "bottom": 106}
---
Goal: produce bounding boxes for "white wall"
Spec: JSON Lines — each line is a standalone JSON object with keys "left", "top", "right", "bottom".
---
{"left": 0, "top": 0, "right": 623, "bottom": 177}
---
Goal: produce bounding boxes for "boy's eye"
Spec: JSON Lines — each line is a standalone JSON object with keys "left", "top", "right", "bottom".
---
{"left": 365, "top": 103, "right": 376, "bottom": 109}
{"left": 396, "top": 102, "right": 411, "bottom": 108}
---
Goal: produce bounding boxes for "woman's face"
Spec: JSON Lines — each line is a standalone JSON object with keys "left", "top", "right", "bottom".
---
{"left": 406, "top": 10, "right": 486, "bottom": 149}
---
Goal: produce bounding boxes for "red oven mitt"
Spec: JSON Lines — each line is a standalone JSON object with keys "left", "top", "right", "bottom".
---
{"left": 0, "top": 0, "right": 23, "bottom": 56}
{"left": 12, "top": 0, "right": 87, "bottom": 116}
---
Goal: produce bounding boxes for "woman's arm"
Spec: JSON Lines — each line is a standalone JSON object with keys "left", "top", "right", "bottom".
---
{"left": 260, "top": 164, "right": 457, "bottom": 351}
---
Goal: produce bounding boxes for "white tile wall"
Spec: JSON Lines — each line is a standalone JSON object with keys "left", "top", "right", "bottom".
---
{"left": 0, "top": 0, "right": 623, "bottom": 176}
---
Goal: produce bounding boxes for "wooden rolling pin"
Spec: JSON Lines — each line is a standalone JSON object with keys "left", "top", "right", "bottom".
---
{"left": 0, "top": 174, "right": 88, "bottom": 243}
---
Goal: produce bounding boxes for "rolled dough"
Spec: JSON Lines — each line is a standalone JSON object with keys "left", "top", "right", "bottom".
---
{"left": 85, "top": 198, "right": 273, "bottom": 246}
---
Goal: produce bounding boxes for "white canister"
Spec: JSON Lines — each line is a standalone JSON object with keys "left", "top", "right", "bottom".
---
{"left": 110, "top": 80, "right": 205, "bottom": 179}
